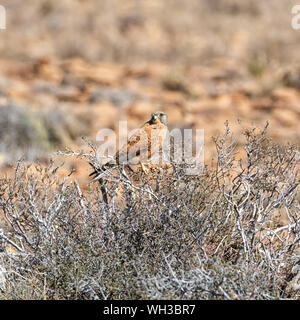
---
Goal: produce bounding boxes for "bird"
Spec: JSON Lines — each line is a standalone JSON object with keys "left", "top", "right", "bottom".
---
{"left": 89, "top": 111, "right": 169, "bottom": 203}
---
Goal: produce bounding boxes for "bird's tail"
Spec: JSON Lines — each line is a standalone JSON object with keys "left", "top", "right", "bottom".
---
{"left": 89, "top": 162, "right": 109, "bottom": 204}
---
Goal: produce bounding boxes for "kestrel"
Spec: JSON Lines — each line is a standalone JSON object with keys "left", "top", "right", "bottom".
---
{"left": 89, "top": 111, "right": 169, "bottom": 202}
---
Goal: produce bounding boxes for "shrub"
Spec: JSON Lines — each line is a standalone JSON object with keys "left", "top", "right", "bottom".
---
{"left": 0, "top": 104, "right": 90, "bottom": 163}
{"left": 0, "top": 124, "right": 299, "bottom": 299}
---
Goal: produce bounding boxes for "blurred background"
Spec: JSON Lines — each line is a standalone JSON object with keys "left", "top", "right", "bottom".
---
{"left": 0, "top": 0, "right": 300, "bottom": 184}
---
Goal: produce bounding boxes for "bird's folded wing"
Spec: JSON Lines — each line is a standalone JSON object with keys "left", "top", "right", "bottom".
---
{"left": 116, "top": 127, "right": 149, "bottom": 163}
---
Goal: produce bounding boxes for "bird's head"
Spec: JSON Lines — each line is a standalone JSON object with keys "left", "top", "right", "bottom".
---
{"left": 150, "top": 111, "right": 168, "bottom": 126}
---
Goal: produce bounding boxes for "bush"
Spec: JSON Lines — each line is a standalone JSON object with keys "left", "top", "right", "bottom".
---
{"left": 0, "top": 104, "right": 90, "bottom": 162}
{"left": 0, "top": 124, "right": 299, "bottom": 299}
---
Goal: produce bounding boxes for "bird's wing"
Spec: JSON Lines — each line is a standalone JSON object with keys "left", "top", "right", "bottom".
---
{"left": 115, "top": 125, "right": 150, "bottom": 164}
